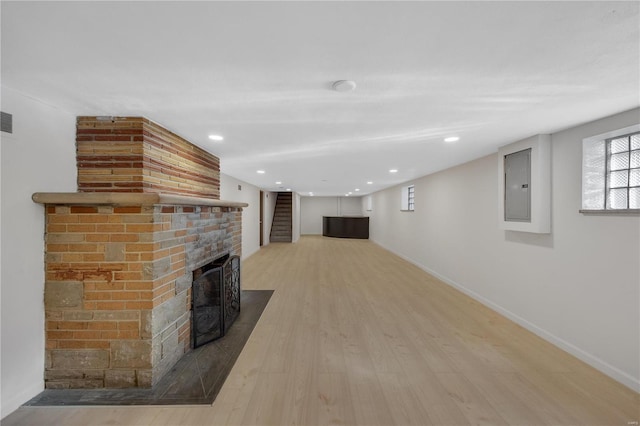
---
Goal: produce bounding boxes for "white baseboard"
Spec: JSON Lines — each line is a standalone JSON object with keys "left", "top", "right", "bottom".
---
{"left": 371, "top": 238, "right": 640, "bottom": 393}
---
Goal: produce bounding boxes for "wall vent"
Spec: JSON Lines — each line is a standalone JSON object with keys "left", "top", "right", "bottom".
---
{"left": 1, "top": 112, "right": 13, "bottom": 134}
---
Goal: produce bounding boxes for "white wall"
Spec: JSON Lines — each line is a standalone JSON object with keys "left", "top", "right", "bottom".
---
{"left": 300, "top": 196, "right": 364, "bottom": 235}
{"left": 292, "top": 192, "right": 301, "bottom": 243}
{"left": 367, "top": 108, "right": 640, "bottom": 391}
{"left": 262, "top": 191, "right": 277, "bottom": 247}
{"left": 339, "top": 196, "right": 363, "bottom": 216}
{"left": 219, "top": 173, "right": 263, "bottom": 260}
{"left": 300, "top": 197, "right": 339, "bottom": 234}
{"left": 0, "top": 88, "right": 3, "bottom": 421}
{"left": 1, "top": 87, "right": 77, "bottom": 418}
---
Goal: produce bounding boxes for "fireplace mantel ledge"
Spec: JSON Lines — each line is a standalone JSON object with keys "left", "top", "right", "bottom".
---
{"left": 32, "top": 192, "right": 248, "bottom": 208}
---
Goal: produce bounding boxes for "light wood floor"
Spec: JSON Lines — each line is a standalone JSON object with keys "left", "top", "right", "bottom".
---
{"left": 4, "top": 236, "right": 639, "bottom": 425}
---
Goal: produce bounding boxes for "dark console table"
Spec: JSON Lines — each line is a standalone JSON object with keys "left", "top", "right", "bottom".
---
{"left": 322, "top": 216, "right": 369, "bottom": 239}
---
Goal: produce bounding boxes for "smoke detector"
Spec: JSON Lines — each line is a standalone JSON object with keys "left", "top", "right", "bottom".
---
{"left": 332, "top": 80, "right": 357, "bottom": 92}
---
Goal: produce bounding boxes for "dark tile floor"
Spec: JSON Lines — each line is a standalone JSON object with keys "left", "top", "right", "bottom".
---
{"left": 24, "top": 290, "right": 273, "bottom": 406}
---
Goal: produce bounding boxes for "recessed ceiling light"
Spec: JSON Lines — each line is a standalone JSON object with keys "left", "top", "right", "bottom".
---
{"left": 257, "top": 170, "right": 265, "bottom": 174}
{"left": 332, "top": 80, "right": 357, "bottom": 92}
{"left": 345, "top": 194, "right": 350, "bottom": 197}
{"left": 275, "top": 181, "right": 282, "bottom": 185}
{"left": 355, "top": 188, "right": 360, "bottom": 192}
{"left": 367, "top": 181, "right": 373, "bottom": 185}
{"left": 348, "top": 192, "right": 353, "bottom": 195}
{"left": 444, "top": 136, "right": 459, "bottom": 142}
{"left": 286, "top": 188, "right": 292, "bottom": 191}
{"left": 208, "top": 134, "right": 224, "bottom": 141}
{"left": 389, "top": 169, "right": 398, "bottom": 173}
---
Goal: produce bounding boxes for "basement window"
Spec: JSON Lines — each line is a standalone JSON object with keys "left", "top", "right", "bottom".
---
{"left": 605, "top": 133, "right": 640, "bottom": 209}
{"left": 581, "top": 125, "right": 640, "bottom": 214}
{"left": 401, "top": 184, "right": 415, "bottom": 211}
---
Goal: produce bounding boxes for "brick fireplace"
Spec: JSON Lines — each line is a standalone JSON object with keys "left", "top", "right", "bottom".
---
{"left": 32, "top": 117, "right": 247, "bottom": 389}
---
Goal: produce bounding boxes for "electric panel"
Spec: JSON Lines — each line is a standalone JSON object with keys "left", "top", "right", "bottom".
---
{"left": 504, "top": 148, "right": 531, "bottom": 222}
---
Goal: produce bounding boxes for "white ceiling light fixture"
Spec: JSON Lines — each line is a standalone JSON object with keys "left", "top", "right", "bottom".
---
{"left": 389, "top": 169, "right": 398, "bottom": 173}
{"left": 444, "top": 136, "right": 460, "bottom": 143}
{"left": 275, "top": 181, "right": 282, "bottom": 185}
{"left": 367, "top": 181, "right": 373, "bottom": 185}
{"left": 332, "top": 80, "right": 357, "bottom": 92}
{"left": 257, "top": 170, "right": 265, "bottom": 174}
{"left": 355, "top": 188, "right": 360, "bottom": 192}
{"left": 208, "top": 134, "right": 224, "bottom": 141}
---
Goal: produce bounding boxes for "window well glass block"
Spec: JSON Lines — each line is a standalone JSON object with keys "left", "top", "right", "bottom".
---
{"left": 609, "top": 152, "right": 629, "bottom": 171}
{"left": 609, "top": 136, "right": 629, "bottom": 154}
{"left": 585, "top": 130, "right": 640, "bottom": 211}
{"left": 630, "top": 168, "right": 640, "bottom": 187}
{"left": 630, "top": 188, "right": 640, "bottom": 209}
{"left": 610, "top": 137, "right": 629, "bottom": 153}
{"left": 631, "top": 150, "right": 640, "bottom": 168}
{"left": 607, "top": 188, "right": 628, "bottom": 209}
{"left": 608, "top": 170, "right": 629, "bottom": 188}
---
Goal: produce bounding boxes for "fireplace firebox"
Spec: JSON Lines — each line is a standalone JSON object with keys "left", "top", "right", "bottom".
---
{"left": 192, "top": 254, "right": 241, "bottom": 348}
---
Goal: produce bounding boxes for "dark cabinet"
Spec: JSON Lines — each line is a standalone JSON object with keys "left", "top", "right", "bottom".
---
{"left": 322, "top": 216, "right": 369, "bottom": 239}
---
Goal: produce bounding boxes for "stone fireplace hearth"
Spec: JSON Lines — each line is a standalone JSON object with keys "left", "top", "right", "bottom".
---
{"left": 32, "top": 116, "right": 247, "bottom": 389}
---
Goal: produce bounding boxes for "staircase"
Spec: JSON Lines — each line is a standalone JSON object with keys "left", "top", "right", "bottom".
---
{"left": 270, "top": 192, "right": 292, "bottom": 243}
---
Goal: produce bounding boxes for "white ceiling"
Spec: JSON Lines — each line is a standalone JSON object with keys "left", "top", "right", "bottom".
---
{"left": 2, "top": 1, "right": 639, "bottom": 197}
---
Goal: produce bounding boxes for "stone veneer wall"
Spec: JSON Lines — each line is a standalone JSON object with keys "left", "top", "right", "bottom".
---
{"left": 76, "top": 117, "right": 220, "bottom": 198}
{"left": 44, "top": 202, "right": 242, "bottom": 388}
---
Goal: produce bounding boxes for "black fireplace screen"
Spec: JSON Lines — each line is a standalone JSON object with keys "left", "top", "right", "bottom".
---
{"left": 192, "top": 254, "right": 241, "bottom": 348}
